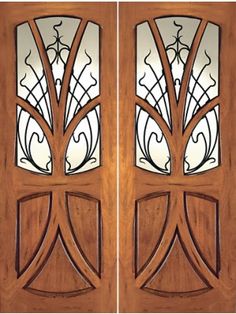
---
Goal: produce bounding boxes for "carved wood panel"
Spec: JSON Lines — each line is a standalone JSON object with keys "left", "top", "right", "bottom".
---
{"left": 16, "top": 192, "right": 101, "bottom": 297}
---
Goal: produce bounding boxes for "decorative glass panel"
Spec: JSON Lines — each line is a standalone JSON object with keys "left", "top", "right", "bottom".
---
{"left": 65, "top": 105, "right": 100, "bottom": 174}
{"left": 65, "top": 22, "right": 100, "bottom": 128}
{"left": 184, "top": 22, "right": 220, "bottom": 174}
{"left": 155, "top": 17, "right": 200, "bottom": 100}
{"left": 17, "top": 22, "right": 52, "bottom": 128}
{"left": 136, "top": 22, "right": 171, "bottom": 129}
{"left": 185, "top": 106, "right": 220, "bottom": 174}
{"left": 16, "top": 106, "right": 52, "bottom": 174}
{"left": 184, "top": 22, "right": 219, "bottom": 128}
{"left": 135, "top": 17, "right": 220, "bottom": 175}
{"left": 35, "top": 17, "right": 81, "bottom": 100}
{"left": 16, "top": 17, "right": 101, "bottom": 175}
{"left": 136, "top": 105, "right": 170, "bottom": 174}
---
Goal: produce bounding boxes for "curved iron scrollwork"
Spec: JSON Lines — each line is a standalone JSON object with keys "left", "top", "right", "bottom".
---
{"left": 136, "top": 17, "right": 220, "bottom": 175}
{"left": 65, "top": 106, "right": 100, "bottom": 175}
{"left": 136, "top": 105, "right": 171, "bottom": 175}
{"left": 138, "top": 51, "right": 171, "bottom": 129}
{"left": 165, "top": 21, "right": 191, "bottom": 99}
{"left": 17, "top": 106, "right": 52, "bottom": 174}
{"left": 17, "top": 18, "right": 100, "bottom": 175}
{"left": 65, "top": 50, "right": 98, "bottom": 128}
{"left": 184, "top": 51, "right": 217, "bottom": 127}
{"left": 184, "top": 106, "right": 219, "bottom": 174}
{"left": 19, "top": 50, "right": 52, "bottom": 128}
{"left": 45, "top": 21, "right": 71, "bottom": 100}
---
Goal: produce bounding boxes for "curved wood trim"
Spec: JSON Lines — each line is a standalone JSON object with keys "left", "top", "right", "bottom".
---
{"left": 17, "top": 96, "right": 53, "bottom": 145}
{"left": 16, "top": 191, "right": 100, "bottom": 290}
{"left": 178, "top": 214, "right": 222, "bottom": 290}
{"left": 141, "top": 228, "right": 212, "bottom": 292}
{"left": 16, "top": 192, "right": 52, "bottom": 277}
{"left": 56, "top": 191, "right": 101, "bottom": 288}
{"left": 66, "top": 191, "right": 102, "bottom": 278}
{"left": 59, "top": 19, "right": 88, "bottom": 125}
{"left": 24, "top": 228, "right": 95, "bottom": 293}
{"left": 24, "top": 286, "right": 94, "bottom": 298}
{"left": 183, "top": 96, "right": 220, "bottom": 146}
{"left": 29, "top": 19, "right": 58, "bottom": 130}
{"left": 142, "top": 286, "right": 211, "bottom": 298}
{"left": 136, "top": 96, "right": 172, "bottom": 138}
{"left": 135, "top": 191, "right": 170, "bottom": 277}
{"left": 15, "top": 202, "right": 58, "bottom": 291}
{"left": 135, "top": 190, "right": 179, "bottom": 288}
{"left": 136, "top": 96, "right": 175, "bottom": 154}
{"left": 178, "top": 20, "right": 208, "bottom": 124}
{"left": 148, "top": 19, "right": 177, "bottom": 125}
{"left": 135, "top": 190, "right": 223, "bottom": 290}
{"left": 184, "top": 192, "right": 220, "bottom": 277}
{"left": 61, "top": 97, "right": 101, "bottom": 152}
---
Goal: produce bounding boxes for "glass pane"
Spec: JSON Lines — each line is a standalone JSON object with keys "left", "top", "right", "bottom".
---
{"left": 184, "top": 22, "right": 219, "bottom": 128}
{"left": 136, "top": 105, "right": 171, "bottom": 175}
{"left": 136, "top": 22, "right": 171, "bottom": 129}
{"left": 65, "top": 22, "right": 100, "bottom": 129}
{"left": 17, "top": 22, "right": 52, "bottom": 128}
{"left": 65, "top": 105, "right": 100, "bottom": 174}
{"left": 17, "top": 17, "right": 101, "bottom": 175}
{"left": 35, "top": 17, "right": 81, "bottom": 100}
{"left": 155, "top": 17, "right": 200, "bottom": 100}
{"left": 16, "top": 106, "right": 52, "bottom": 175}
{"left": 184, "top": 105, "right": 219, "bottom": 174}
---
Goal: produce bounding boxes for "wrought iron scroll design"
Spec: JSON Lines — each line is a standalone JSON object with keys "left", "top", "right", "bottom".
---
{"left": 16, "top": 18, "right": 100, "bottom": 175}
{"left": 136, "top": 105, "right": 171, "bottom": 175}
{"left": 136, "top": 17, "right": 220, "bottom": 175}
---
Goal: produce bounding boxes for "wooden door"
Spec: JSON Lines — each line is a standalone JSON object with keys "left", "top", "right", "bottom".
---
{"left": 120, "top": 2, "right": 236, "bottom": 312}
{"left": 0, "top": 3, "right": 116, "bottom": 312}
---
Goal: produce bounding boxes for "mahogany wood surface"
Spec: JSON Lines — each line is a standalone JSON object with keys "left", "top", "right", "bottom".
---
{"left": 120, "top": 2, "right": 236, "bottom": 312}
{"left": 0, "top": 2, "right": 117, "bottom": 312}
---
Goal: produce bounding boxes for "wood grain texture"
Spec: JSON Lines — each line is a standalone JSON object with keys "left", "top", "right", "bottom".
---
{"left": 16, "top": 192, "right": 51, "bottom": 277}
{"left": 120, "top": 2, "right": 236, "bottom": 312}
{"left": 0, "top": 2, "right": 116, "bottom": 312}
{"left": 135, "top": 192, "right": 169, "bottom": 275}
{"left": 67, "top": 192, "right": 101, "bottom": 276}
{"left": 25, "top": 230, "right": 93, "bottom": 297}
{"left": 143, "top": 230, "right": 211, "bottom": 297}
{"left": 185, "top": 192, "right": 220, "bottom": 277}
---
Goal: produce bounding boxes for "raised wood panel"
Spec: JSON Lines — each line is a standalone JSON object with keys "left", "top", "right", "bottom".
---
{"left": 143, "top": 230, "right": 211, "bottom": 297}
{"left": 25, "top": 230, "right": 93, "bottom": 297}
{"left": 185, "top": 192, "right": 220, "bottom": 276}
{"left": 135, "top": 192, "right": 169, "bottom": 275}
{"left": 66, "top": 192, "right": 101, "bottom": 276}
{"left": 16, "top": 192, "right": 51, "bottom": 276}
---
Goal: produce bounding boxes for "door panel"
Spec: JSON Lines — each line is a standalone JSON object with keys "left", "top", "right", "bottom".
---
{"left": 120, "top": 3, "right": 236, "bottom": 312}
{"left": 0, "top": 3, "right": 116, "bottom": 312}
